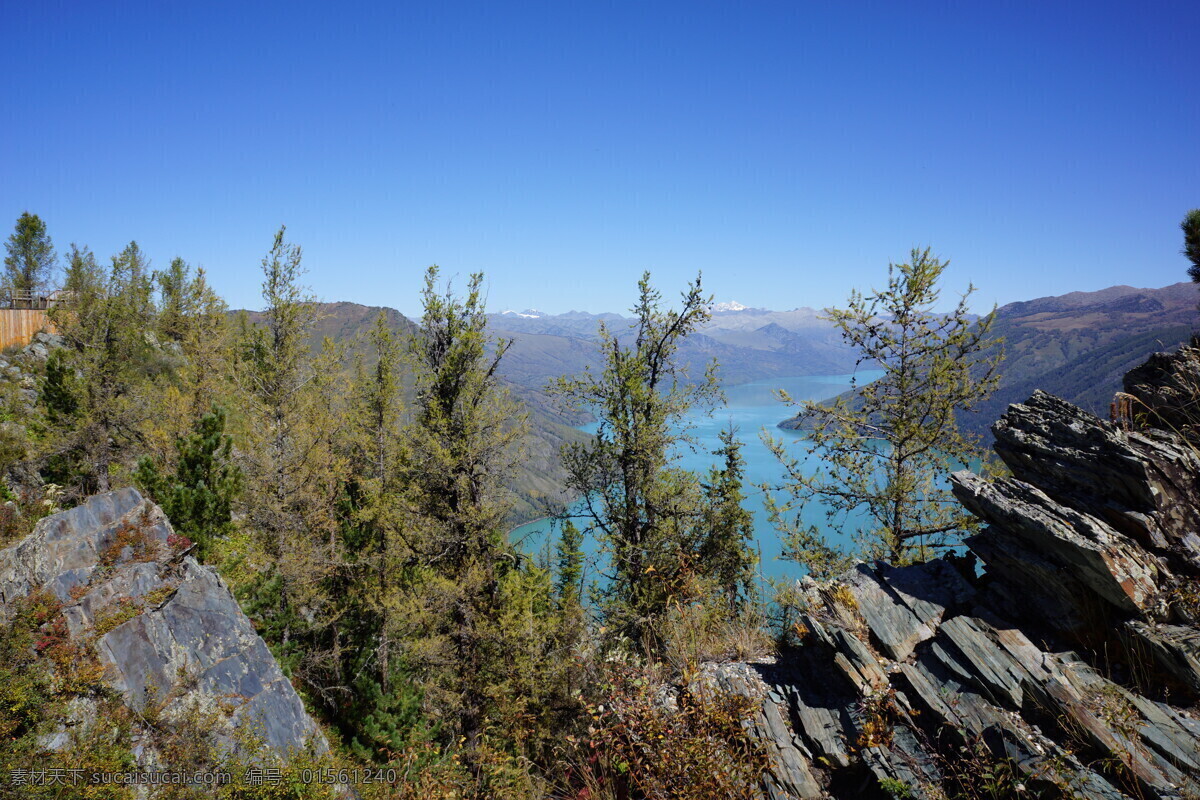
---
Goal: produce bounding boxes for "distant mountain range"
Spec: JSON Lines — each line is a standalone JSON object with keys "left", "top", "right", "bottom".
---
{"left": 238, "top": 281, "right": 1199, "bottom": 523}
{"left": 485, "top": 303, "right": 864, "bottom": 391}
{"left": 778, "top": 281, "right": 1199, "bottom": 438}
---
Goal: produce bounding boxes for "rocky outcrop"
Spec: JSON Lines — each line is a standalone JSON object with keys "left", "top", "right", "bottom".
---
{"left": 726, "top": 347, "right": 1200, "bottom": 799}
{"left": 0, "top": 487, "right": 329, "bottom": 762}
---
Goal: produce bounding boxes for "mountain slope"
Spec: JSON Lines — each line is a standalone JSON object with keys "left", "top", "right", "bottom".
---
{"left": 779, "top": 282, "right": 1200, "bottom": 437}
{"left": 964, "top": 281, "right": 1197, "bottom": 436}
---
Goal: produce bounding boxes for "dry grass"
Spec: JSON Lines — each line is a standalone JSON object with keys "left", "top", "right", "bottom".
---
{"left": 659, "top": 596, "right": 775, "bottom": 674}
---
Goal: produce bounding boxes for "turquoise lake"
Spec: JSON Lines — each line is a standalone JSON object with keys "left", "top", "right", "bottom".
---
{"left": 509, "top": 371, "right": 884, "bottom": 589}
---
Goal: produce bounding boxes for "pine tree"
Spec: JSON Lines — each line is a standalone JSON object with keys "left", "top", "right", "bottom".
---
{"left": 3, "top": 212, "right": 56, "bottom": 298}
{"left": 764, "top": 248, "right": 1002, "bottom": 574}
{"left": 1183, "top": 209, "right": 1200, "bottom": 283}
{"left": 553, "top": 272, "right": 720, "bottom": 650}
{"left": 699, "top": 426, "right": 757, "bottom": 612}
{"left": 135, "top": 406, "right": 243, "bottom": 559}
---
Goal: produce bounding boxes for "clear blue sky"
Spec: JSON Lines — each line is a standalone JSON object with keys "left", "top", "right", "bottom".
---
{"left": 3, "top": 1, "right": 1197, "bottom": 317}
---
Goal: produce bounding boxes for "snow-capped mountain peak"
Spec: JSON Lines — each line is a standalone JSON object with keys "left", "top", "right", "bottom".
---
{"left": 500, "top": 309, "right": 543, "bottom": 319}
{"left": 709, "top": 300, "right": 750, "bottom": 313}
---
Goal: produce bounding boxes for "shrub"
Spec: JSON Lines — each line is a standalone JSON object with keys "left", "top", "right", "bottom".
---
{"left": 566, "top": 661, "right": 770, "bottom": 800}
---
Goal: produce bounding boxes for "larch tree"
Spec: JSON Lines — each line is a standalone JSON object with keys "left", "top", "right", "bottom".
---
{"left": 395, "top": 268, "right": 583, "bottom": 790}
{"left": 46, "top": 242, "right": 156, "bottom": 495}
{"left": 144, "top": 257, "right": 231, "bottom": 469}
{"left": 335, "top": 310, "right": 428, "bottom": 759}
{"left": 553, "top": 272, "right": 721, "bottom": 651}
{"left": 397, "top": 267, "right": 527, "bottom": 772}
{"left": 231, "top": 227, "right": 347, "bottom": 687}
{"left": 764, "top": 247, "right": 1002, "bottom": 575}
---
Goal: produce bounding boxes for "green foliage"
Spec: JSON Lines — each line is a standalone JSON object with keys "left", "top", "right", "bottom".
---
{"left": 41, "top": 348, "right": 78, "bottom": 423}
{"left": 402, "top": 267, "right": 526, "bottom": 553}
{"left": 699, "top": 425, "right": 757, "bottom": 611}
{"left": 348, "top": 662, "right": 437, "bottom": 762}
{"left": 228, "top": 227, "right": 348, "bottom": 702}
{"left": 1184, "top": 208, "right": 1200, "bottom": 283}
{"left": 153, "top": 256, "right": 226, "bottom": 347}
{"left": 878, "top": 777, "right": 915, "bottom": 798}
{"left": 553, "top": 272, "right": 721, "bottom": 650}
{"left": 236, "top": 570, "right": 305, "bottom": 676}
{"left": 395, "top": 267, "right": 534, "bottom": 772}
{"left": 765, "top": 247, "right": 1003, "bottom": 573}
{"left": 554, "top": 520, "right": 585, "bottom": 609}
{"left": 135, "top": 405, "right": 243, "bottom": 559}
{"left": 46, "top": 241, "right": 158, "bottom": 495}
{"left": 236, "top": 228, "right": 319, "bottom": 420}
{"left": 3, "top": 211, "right": 56, "bottom": 294}
{"left": 327, "top": 312, "right": 429, "bottom": 761}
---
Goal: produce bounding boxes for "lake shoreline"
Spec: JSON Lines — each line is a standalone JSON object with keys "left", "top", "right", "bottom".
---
{"left": 507, "top": 371, "right": 882, "bottom": 585}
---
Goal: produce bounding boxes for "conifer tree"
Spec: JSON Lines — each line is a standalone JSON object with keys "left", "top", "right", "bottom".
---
{"left": 555, "top": 520, "right": 585, "bottom": 609}
{"left": 231, "top": 227, "right": 347, "bottom": 681}
{"left": 348, "top": 312, "right": 406, "bottom": 678}
{"left": 553, "top": 272, "right": 720, "bottom": 650}
{"left": 135, "top": 406, "right": 243, "bottom": 559}
{"left": 145, "top": 258, "right": 231, "bottom": 470}
{"left": 3, "top": 212, "right": 56, "bottom": 298}
{"left": 41, "top": 350, "right": 78, "bottom": 425}
{"left": 700, "top": 426, "right": 757, "bottom": 612}
{"left": 47, "top": 242, "right": 156, "bottom": 494}
{"left": 334, "top": 311, "right": 435, "bottom": 760}
{"left": 1183, "top": 209, "right": 1200, "bottom": 283}
{"left": 397, "top": 266, "right": 528, "bottom": 773}
{"left": 764, "top": 248, "right": 1002, "bottom": 573}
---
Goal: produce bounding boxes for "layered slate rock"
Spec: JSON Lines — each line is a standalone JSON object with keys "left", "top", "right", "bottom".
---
{"left": 0, "top": 488, "right": 328, "bottom": 758}
{"left": 720, "top": 347, "right": 1200, "bottom": 800}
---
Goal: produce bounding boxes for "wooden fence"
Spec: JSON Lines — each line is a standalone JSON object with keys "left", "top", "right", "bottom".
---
{"left": 0, "top": 309, "right": 53, "bottom": 350}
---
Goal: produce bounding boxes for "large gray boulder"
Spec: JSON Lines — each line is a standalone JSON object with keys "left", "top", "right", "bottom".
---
{"left": 0, "top": 487, "right": 329, "bottom": 759}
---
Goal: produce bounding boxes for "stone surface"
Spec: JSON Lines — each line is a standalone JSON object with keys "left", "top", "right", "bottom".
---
{"left": 0, "top": 488, "right": 329, "bottom": 762}
{"left": 714, "top": 347, "right": 1200, "bottom": 799}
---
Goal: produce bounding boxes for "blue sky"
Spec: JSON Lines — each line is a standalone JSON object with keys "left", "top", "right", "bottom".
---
{"left": 2, "top": 1, "right": 1197, "bottom": 317}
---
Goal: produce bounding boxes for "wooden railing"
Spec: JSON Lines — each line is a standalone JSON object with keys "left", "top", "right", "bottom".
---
{"left": 0, "top": 287, "right": 65, "bottom": 349}
{"left": 0, "top": 287, "right": 71, "bottom": 310}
